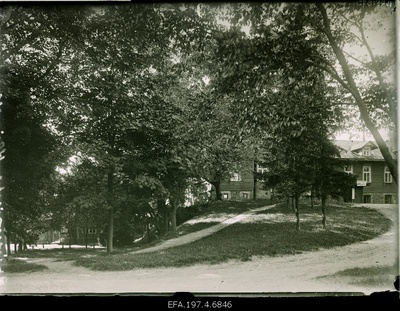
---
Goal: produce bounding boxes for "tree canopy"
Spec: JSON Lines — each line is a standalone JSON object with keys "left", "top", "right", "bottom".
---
{"left": 0, "top": 3, "right": 396, "bottom": 252}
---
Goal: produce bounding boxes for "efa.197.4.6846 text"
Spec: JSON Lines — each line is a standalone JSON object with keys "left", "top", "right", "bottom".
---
{"left": 167, "top": 300, "right": 232, "bottom": 309}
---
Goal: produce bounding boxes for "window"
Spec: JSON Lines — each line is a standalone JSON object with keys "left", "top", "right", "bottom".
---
{"left": 222, "top": 192, "right": 230, "bottom": 200}
{"left": 230, "top": 173, "right": 241, "bottom": 182}
{"left": 82, "top": 228, "right": 97, "bottom": 234}
{"left": 344, "top": 165, "right": 353, "bottom": 175}
{"left": 362, "top": 147, "right": 371, "bottom": 156}
{"left": 363, "top": 166, "right": 371, "bottom": 183}
{"left": 256, "top": 165, "right": 268, "bottom": 174}
{"left": 384, "top": 195, "right": 393, "bottom": 204}
{"left": 241, "top": 192, "right": 250, "bottom": 199}
{"left": 363, "top": 195, "right": 372, "bottom": 203}
{"left": 384, "top": 166, "right": 393, "bottom": 183}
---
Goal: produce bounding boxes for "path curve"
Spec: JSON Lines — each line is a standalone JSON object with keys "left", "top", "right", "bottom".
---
{"left": 0, "top": 204, "right": 397, "bottom": 295}
{"left": 130, "top": 204, "right": 276, "bottom": 254}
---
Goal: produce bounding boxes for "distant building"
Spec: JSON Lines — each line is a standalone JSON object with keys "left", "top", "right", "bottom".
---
{"left": 215, "top": 161, "right": 272, "bottom": 201}
{"left": 335, "top": 140, "right": 397, "bottom": 204}
{"left": 216, "top": 140, "right": 397, "bottom": 204}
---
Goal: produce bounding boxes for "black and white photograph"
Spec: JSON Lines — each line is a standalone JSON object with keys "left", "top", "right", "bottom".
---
{"left": 0, "top": 0, "right": 398, "bottom": 302}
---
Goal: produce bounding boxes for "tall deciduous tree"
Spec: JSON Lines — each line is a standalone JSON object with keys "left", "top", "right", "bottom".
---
{"left": 210, "top": 3, "right": 397, "bottom": 182}
{"left": 0, "top": 6, "right": 88, "bottom": 251}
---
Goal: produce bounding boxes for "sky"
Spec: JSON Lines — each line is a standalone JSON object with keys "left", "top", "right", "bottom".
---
{"left": 336, "top": 4, "right": 396, "bottom": 142}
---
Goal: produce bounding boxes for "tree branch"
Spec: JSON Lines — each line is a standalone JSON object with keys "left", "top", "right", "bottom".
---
{"left": 315, "top": 2, "right": 397, "bottom": 183}
{"left": 356, "top": 19, "right": 397, "bottom": 125}
{"left": 341, "top": 50, "right": 367, "bottom": 65}
{"left": 34, "top": 39, "right": 65, "bottom": 83}
{"left": 305, "top": 59, "right": 353, "bottom": 95}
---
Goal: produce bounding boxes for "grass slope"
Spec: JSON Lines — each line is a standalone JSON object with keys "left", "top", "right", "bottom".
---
{"left": 74, "top": 203, "right": 392, "bottom": 271}
{"left": 1, "top": 258, "right": 49, "bottom": 273}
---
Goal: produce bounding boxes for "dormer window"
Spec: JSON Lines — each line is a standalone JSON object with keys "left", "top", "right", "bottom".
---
{"left": 362, "top": 147, "right": 371, "bottom": 156}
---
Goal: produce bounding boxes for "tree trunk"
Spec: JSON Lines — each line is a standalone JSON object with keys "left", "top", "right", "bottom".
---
{"left": 213, "top": 181, "right": 222, "bottom": 201}
{"left": 170, "top": 201, "right": 178, "bottom": 232}
{"left": 286, "top": 196, "right": 290, "bottom": 209}
{"left": 6, "top": 233, "right": 11, "bottom": 256}
{"left": 107, "top": 207, "right": 114, "bottom": 253}
{"left": 85, "top": 227, "right": 88, "bottom": 250}
{"left": 164, "top": 207, "right": 169, "bottom": 233}
{"left": 291, "top": 196, "right": 295, "bottom": 212}
{"left": 316, "top": 3, "right": 398, "bottom": 184}
{"left": 310, "top": 187, "right": 314, "bottom": 209}
{"left": 321, "top": 194, "right": 327, "bottom": 229}
{"left": 146, "top": 223, "right": 150, "bottom": 242}
{"left": 295, "top": 194, "right": 300, "bottom": 231}
{"left": 157, "top": 200, "right": 168, "bottom": 234}
{"left": 253, "top": 161, "right": 257, "bottom": 200}
{"left": 107, "top": 171, "right": 114, "bottom": 254}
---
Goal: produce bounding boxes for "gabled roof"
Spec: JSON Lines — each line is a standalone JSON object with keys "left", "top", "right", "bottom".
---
{"left": 334, "top": 140, "right": 386, "bottom": 161}
{"left": 350, "top": 140, "right": 378, "bottom": 152}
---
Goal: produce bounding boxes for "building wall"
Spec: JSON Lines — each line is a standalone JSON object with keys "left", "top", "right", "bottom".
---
{"left": 219, "top": 161, "right": 272, "bottom": 200}
{"left": 347, "top": 161, "right": 397, "bottom": 204}
{"left": 73, "top": 227, "right": 99, "bottom": 245}
{"left": 219, "top": 157, "right": 397, "bottom": 204}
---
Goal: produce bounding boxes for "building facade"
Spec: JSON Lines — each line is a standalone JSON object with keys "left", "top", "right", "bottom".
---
{"left": 335, "top": 140, "right": 397, "bottom": 204}
{"left": 217, "top": 140, "right": 397, "bottom": 204}
{"left": 217, "top": 161, "right": 272, "bottom": 201}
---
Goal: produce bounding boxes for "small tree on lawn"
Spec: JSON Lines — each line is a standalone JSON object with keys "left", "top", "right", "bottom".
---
{"left": 312, "top": 139, "right": 357, "bottom": 228}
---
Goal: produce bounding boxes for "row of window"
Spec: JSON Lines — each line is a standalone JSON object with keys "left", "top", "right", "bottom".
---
{"left": 344, "top": 165, "right": 393, "bottom": 183}
{"left": 232, "top": 164, "right": 393, "bottom": 184}
{"left": 222, "top": 191, "right": 250, "bottom": 200}
{"left": 230, "top": 165, "right": 268, "bottom": 182}
{"left": 363, "top": 194, "right": 394, "bottom": 204}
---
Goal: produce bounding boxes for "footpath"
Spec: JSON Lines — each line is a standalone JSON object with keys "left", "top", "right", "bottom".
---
{"left": 130, "top": 204, "right": 276, "bottom": 254}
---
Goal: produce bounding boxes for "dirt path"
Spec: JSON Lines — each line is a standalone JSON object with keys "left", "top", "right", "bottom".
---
{"left": 0, "top": 204, "right": 398, "bottom": 295}
{"left": 131, "top": 204, "right": 276, "bottom": 254}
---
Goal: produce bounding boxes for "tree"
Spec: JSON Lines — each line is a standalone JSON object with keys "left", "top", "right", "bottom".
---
{"left": 312, "top": 3, "right": 397, "bottom": 183}
{"left": 208, "top": 3, "right": 397, "bottom": 182}
{"left": 310, "top": 137, "right": 357, "bottom": 228}
{"left": 174, "top": 32, "right": 258, "bottom": 201}
{"left": 0, "top": 5, "right": 91, "bottom": 252}
{"left": 40, "top": 4, "right": 214, "bottom": 252}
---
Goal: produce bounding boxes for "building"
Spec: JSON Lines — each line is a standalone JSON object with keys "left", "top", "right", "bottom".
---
{"left": 216, "top": 140, "right": 397, "bottom": 204}
{"left": 335, "top": 140, "right": 397, "bottom": 204}
{"left": 216, "top": 161, "right": 272, "bottom": 201}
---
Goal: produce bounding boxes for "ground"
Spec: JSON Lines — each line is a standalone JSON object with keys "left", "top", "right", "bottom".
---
{"left": 0, "top": 204, "right": 398, "bottom": 295}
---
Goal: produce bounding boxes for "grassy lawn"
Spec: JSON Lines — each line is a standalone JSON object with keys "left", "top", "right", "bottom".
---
{"left": 164, "top": 221, "right": 220, "bottom": 239}
{"left": 7, "top": 202, "right": 392, "bottom": 272}
{"left": 1, "top": 258, "right": 49, "bottom": 273}
{"left": 319, "top": 264, "right": 399, "bottom": 288}
{"left": 125, "top": 198, "right": 274, "bottom": 251}
{"left": 72, "top": 203, "right": 392, "bottom": 271}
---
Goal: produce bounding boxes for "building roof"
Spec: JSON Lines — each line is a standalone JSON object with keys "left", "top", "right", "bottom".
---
{"left": 334, "top": 140, "right": 387, "bottom": 161}
{"left": 350, "top": 140, "right": 378, "bottom": 152}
